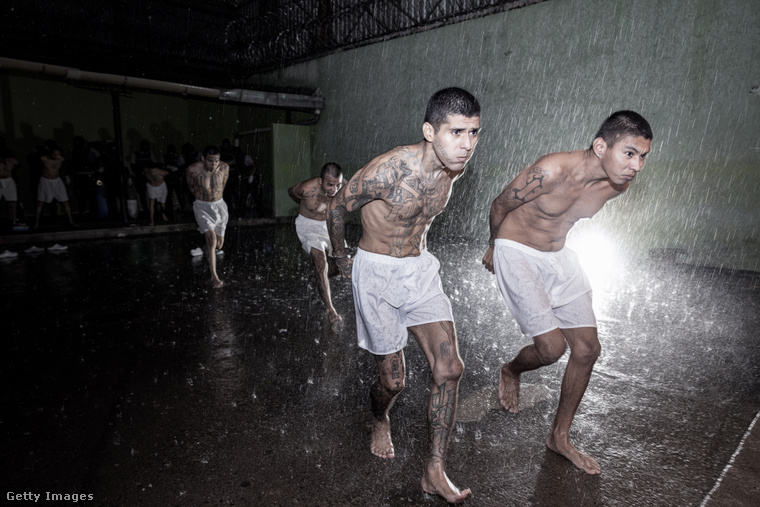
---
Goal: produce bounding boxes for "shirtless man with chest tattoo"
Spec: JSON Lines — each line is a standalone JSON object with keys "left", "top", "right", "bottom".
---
{"left": 328, "top": 88, "right": 481, "bottom": 503}
{"left": 187, "top": 145, "right": 229, "bottom": 289}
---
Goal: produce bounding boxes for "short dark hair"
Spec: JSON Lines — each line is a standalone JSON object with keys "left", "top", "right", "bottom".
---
{"left": 320, "top": 162, "right": 342, "bottom": 179}
{"left": 202, "top": 145, "right": 220, "bottom": 158}
{"left": 42, "top": 140, "right": 60, "bottom": 157}
{"left": 424, "top": 87, "right": 480, "bottom": 132}
{"left": 593, "top": 110, "right": 653, "bottom": 147}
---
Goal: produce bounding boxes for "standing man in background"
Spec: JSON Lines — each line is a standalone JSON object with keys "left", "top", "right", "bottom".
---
{"left": 0, "top": 147, "right": 19, "bottom": 227}
{"left": 145, "top": 164, "right": 170, "bottom": 226}
{"left": 34, "top": 141, "right": 77, "bottom": 229}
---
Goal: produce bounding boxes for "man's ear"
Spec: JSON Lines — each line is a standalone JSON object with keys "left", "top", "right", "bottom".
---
{"left": 592, "top": 137, "right": 608, "bottom": 159}
{"left": 423, "top": 122, "right": 436, "bottom": 142}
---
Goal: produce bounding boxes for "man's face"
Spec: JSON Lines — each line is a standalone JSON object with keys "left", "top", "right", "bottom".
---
{"left": 427, "top": 114, "right": 481, "bottom": 172}
{"left": 321, "top": 173, "right": 343, "bottom": 197}
{"left": 203, "top": 154, "right": 221, "bottom": 172}
{"left": 600, "top": 135, "right": 651, "bottom": 185}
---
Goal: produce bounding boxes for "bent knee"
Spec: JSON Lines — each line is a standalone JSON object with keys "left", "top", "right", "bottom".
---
{"left": 379, "top": 378, "right": 405, "bottom": 396}
{"left": 432, "top": 357, "right": 465, "bottom": 384}
{"left": 572, "top": 340, "right": 601, "bottom": 364}
{"left": 534, "top": 337, "right": 567, "bottom": 365}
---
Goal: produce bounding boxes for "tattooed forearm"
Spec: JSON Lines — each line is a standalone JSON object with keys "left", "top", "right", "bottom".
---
{"left": 327, "top": 207, "right": 347, "bottom": 254}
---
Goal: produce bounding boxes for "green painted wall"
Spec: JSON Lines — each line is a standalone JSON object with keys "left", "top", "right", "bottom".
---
{"left": 248, "top": 0, "right": 760, "bottom": 271}
{"left": 272, "top": 123, "right": 312, "bottom": 217}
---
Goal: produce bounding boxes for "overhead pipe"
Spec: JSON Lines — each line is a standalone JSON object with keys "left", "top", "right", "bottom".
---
{"left": 218, "top": 88, "right": 323, "bottom": 110}
{"left": 0, "top": 57, "right": 324, "bottom": 112}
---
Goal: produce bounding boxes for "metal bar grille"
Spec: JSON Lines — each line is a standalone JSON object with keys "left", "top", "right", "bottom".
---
{"left": 1, "top": 0, "right": 548, "bottom": 87}
{"left": 228, "top": 1, "right": 546, "bottom": 72}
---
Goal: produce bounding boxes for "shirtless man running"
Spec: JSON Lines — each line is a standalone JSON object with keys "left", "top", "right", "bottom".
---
{"left": 328, "top": 87, "right": 481, "bottom": 503}
{"left": 481, "top": 110, "right": 653, "bottom": 475}
{"left": 34, "top": 141, "right": 77, "bottom": 229}
{"left": 187, "top": 145, "right": 229, "bottom": 289}
{"left": 288, "top": 162, "right": 344, "bottom": 323}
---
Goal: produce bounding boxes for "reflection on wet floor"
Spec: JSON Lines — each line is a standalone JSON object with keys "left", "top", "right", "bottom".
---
{"left": 1, "top": 224, "right": 759, "bottom": 506}
{"left": 457, "top": 384, "right": 555, "bottom": 423}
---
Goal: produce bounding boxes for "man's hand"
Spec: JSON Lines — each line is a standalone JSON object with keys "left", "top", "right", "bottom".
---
{"left": 335, "top": 255, "right": 353, "bottom": 279}
{"left": 482, "top": 246, "right": 495, "bottom": 274}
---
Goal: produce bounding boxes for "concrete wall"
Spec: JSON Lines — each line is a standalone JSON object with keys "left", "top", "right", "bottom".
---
{"left": 272, "top": 123, "right": 312, "bottom": 217}
{"left": 248, "top": 0, "right": 760, "bottom": 271}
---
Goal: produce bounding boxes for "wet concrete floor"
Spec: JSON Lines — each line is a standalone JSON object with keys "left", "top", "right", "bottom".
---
{"left": 1, "top": 223, "right": 759, "bottom": 506}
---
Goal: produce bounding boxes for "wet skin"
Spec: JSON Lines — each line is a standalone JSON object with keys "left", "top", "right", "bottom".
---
{"left": 328, "top": 111, "right": 480, "bottom": 503}
{"left": 187, "top": 154, "right": 229, "bottom": 288}
{"left": 288, "top": 174, "right": 345, "bottom": 322}
{"left": 484, "top": 129, "right": 651, "bottom": 475}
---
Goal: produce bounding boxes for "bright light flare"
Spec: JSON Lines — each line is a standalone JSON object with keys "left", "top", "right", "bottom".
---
{"left": 567, "top": 230, "right": 619, "bottom": 292}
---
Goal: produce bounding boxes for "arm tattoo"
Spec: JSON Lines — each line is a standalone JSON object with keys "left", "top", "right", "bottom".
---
{"left": 327, "top": 206, "right": 347, "bottom": 254}
{"left": 512, "top": 167, "right": 546, "bottom": 203}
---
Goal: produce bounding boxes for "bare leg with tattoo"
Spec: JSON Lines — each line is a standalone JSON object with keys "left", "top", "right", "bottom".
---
{"left": 411, "top": 321, "right": 471, "bottom": 504}
{"left": 499, "top": 327, "right": 601, "bottom": 474}
{"left": 370, "top": 351, "right": 404, "bottom": 459}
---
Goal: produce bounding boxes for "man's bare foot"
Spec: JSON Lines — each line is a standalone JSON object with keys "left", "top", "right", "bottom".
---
{"left": 546, "top": 434, "right": 601, "bottom": 474}
{"left": 370, "top": 417, "right": 394, "bottom": 458}
{"left": 211, "top": 278, "right": 224, "bottom": 289}
{"left": 498, "top": 362, "right": 520, "bottom": 413}
{"left": 421, "top": 464, "right": 472, "bottom": 504}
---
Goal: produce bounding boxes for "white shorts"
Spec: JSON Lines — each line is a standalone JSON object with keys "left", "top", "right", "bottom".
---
{"left": 0, "top": 178, "right": 17, "bottom": 201}
{"left": 295, "top": 214, "right": 332, "bottom": 256}
{"left": 146, "top": 182, "right": 167, "bottom": 202}
{"left": 37, "top": 177, "right": 69, "bottom": 203}
{"left": 192, "top": 199, "right": 228, "bottom": 236}
{"left": 352, "top": 248, "right": 454, "bottom": 355}
{"left": 493, "top": 239, "right": 596, "bottom": 338}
